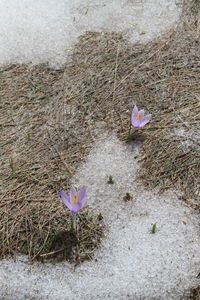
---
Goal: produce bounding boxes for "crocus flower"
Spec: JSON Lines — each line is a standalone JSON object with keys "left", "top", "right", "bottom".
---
{"left": 131, "top": 105, "right": 152, "bottom": 128}
{"left": 59, "top": 186, "right": 87, "bottom": 214}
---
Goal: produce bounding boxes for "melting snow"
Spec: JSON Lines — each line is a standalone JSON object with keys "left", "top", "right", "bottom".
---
{"left": 0, "top": 0, "right": 180, "bottom": 67}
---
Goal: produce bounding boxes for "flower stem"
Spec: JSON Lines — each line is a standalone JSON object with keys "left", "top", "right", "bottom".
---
{"left": 71, "top": 214, "right": 77, "bottom": 233}
{"left": 129, "top": 123, "right": 136, "bottom": 138}
{"left": 128, "top": 123, "right": 132, "bottom": 137}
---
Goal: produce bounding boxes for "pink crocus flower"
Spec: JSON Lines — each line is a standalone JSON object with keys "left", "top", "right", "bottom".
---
{"left": 131, "top": 105, "right": 152, "bottom": 128}
{"left": 59, "top": 186, "right": 87, "bottom": 214}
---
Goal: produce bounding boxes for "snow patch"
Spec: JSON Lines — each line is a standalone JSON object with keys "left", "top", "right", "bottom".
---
{"left": 174, "top": 127, "right": 200, "bottom": 152}
{"left": 0, "top": 0, "right": 180, "bottom": 67}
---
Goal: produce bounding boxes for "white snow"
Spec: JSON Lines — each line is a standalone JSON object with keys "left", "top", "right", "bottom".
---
{"left": 0, "top": 135, "right": 199, "bottom": 300}
{"left": 0, "top": 0, "right": 180, "bottom": 67}
{"left": 174, "top": 127, "right": 200, "bottom": 152}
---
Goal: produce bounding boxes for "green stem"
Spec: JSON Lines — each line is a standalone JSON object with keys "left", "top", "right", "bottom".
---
{"left": 71, "top": 214, "right": 77, "bottom": 233}
{"left": 128, "top": 123, "right": 132, "bottom": 137}
{"left": 128, "top": 123, "right": 136, "bottom": 138}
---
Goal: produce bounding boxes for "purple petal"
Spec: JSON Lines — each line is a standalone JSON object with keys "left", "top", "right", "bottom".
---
{"left": 78, "top": 187, "right": 87, "bottom": 208}
{"left": 59, "top": 191, "right": 73, "bottom": 212}
{"left": 132, "top": 105, "right": 138, "bottom": 116}
{"left": 78, "top": 186, "right": 87, "bottom": 201}
{"left": 139, "top": 114, "right": 152, "bottom": 127}
{"left": 70, "top": 187, "right": 87, "bottom": 214}
{"left": 70, "top": 202, "right": 83, "bottom": 214}
{"left": 71, "top": 203, "right": 82, "bottom": 214}
{"left": 79, "top": 195, "right": 87, "bottom": 209}
{"left": 60, "top": 186, "right": 87, "bottom": 214}
{"left": 138, "top": 109, "right": 145, "bottom": 117}
{"left": 70, "top": 188, "right": 77, "bottom": 204}
{"left": 131, "top": 118, "right": 141, "bottom": 128}
{"left": 59, "top": 190, "right": 70, "bottom": 203}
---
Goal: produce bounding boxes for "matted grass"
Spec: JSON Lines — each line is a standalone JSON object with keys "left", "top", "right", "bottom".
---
{"left": 191, "top": 286, "right": 200, "bottom": 300}
{"left": 0, "top": 0, "right": 199, "bottom": 282}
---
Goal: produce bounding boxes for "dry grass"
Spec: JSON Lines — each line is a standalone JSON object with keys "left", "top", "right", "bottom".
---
{"left": 0, "top": 0, "right": 199, "bottom": 280}
{"left": 18, "top": 209, "right": 104, "bottom": 264}
{"left": 0, "top": 63, "right": 105, "bottom": 263}
{"left": 191, "top": 286, "right": 200, "bottom": 300}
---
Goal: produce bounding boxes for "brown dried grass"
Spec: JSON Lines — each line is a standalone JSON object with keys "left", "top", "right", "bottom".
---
{"left": 0, "top": 63, "right": 105, "bottom": 263}
{"left": 191, "top": 286, "right": 200, "bottom": 300}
